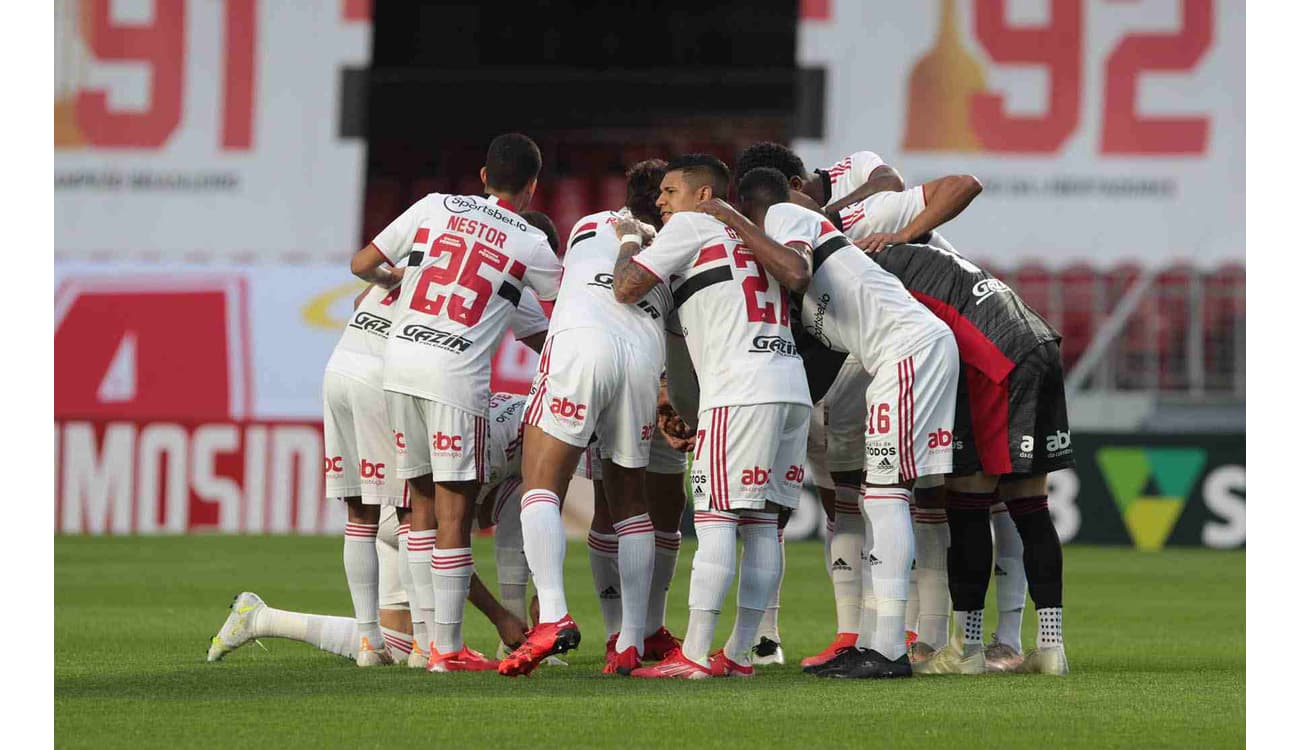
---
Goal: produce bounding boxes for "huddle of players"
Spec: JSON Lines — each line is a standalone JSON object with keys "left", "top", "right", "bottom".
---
{"left": 228, "top": 133, "right": 1073, "bottom": 679}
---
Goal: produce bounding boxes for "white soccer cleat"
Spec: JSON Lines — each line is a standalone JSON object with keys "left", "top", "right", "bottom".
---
{"left": 356, "top": 636, "right": 395, "bottom": 667}
{"left": 407, "top": 640, "right": 430, "bottom": 669}
{"left": 1018, "top": 644, "right": 1069, "bottom": 675}
{"left": 207, "top": 592, "right": 266, "bottom": 662}
{"left": 751, "top": 636, "right": 785, "bottom": 666}
{"left": 983, "top": 639, "right": 1025, "bottom": 673}
{"left": 913, "top": 641, "right": 985, "bottom": 675}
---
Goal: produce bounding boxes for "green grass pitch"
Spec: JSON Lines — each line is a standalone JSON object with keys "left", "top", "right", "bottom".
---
{"left": 55, "top": 536, "right": 1244, "bottom": 748}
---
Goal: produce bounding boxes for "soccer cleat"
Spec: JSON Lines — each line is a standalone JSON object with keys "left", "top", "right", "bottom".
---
{"left": 355, "top": 636, "right": 395, "bottom": 667}
{"left": 498, "top": 614, "right": 582, "bottom": 677}
{"left": 642, "top": 627, "right": 682, "bottom": 661}
{"left": 840, "top": 649, "right": 913, "bottom": 679}
{"left": 751, "top": 636, "right": 785, "bottom": 666}
{"left": 604, "top": 645, "right": 642, "bottom": 676}
{"left": 407, "top": 640, "right": 429, "bottom": 669}
{"left": 1018, "top": 644, "right": 1069, "bottom": 675}
{"left": 427, "top": 645, "right": 500, "bottom": 673}
{"left": 709, "top": 651, "right": 755, "bottom": 678}
{"left": 605, "top": 633, "right": 618, "bottom": 662}
{"left": 629, "top": 649, "right": 710, "bottom": 679}
{"left": 906, "top": 630, "right": 919, "bottom": 648}
{"left": 207, "top": 592, "right": 266, "bottom": 662}
{"left": 541, "top": 655, "right": 569, "bottom": 667}
{"left": 914, "top": 641, "right": 985, "bottom": 675}
{"left": 800, "top": 632, "right": 859, "bottom": 668}
{"left": 804, "top": 646, "right": 869, "bottom": 678}
{"left": 908, "top": 641, "right": 936, "bottom": 665}
{"left": 983, "top": 639, "right": 1025, "bottom": 673}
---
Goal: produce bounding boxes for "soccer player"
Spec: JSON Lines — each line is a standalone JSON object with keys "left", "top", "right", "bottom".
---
{"left": 351, "top": 133, "right": 562, "bottom": 672}
{"left": 499, "top": 160, "right": 675, "bottom": 677}
{"left": 703, "top": 167, "right": 959, "bottom": 679}
{"left": 839, "top": 174, "right": 1073, "bottom": 675}
{"left": 611, "top": 154, "right": 811, "bottom": 679}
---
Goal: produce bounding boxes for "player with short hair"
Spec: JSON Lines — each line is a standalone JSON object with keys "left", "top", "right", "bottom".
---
{"left": 703, "top": 166, "right": 958, "bottom": 679}
{"left": 838, "top": 173, "right": 1073, "bottom": 675}
{"left": 612, "top": 154, "right": 811, "bottom": 679}
{"left": 351, "top": 133, "right": 562, "bottom": 672}
{"left": 499, "top": 160, "right": 676, "bottom": 677}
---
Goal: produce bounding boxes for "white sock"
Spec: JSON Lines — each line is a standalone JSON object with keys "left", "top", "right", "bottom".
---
{"left": 913, "top": 507, "right": 951, "bottom": 650}
{"left": 252, "top": 607, "right": 357, "bottom": 658}
{"left": 956, "top": 609, "right": 984, "bottom": 649}
{"left": 430, "top": 547, "right": 473, "bottom": 653}
{"left": 863, "top": 488, "right": 914, "bottom": 660}
{"left": 521, "top": 489, "right": 568, "bottom": 623}
{"left": 343, "top": 521, "right": 382, "bottom": 649}
{"left": 725, "top": 512, "right": 781, "bottom": 665}
{"left": 380, "top": 625, "right": 414, "bottom": 658}
{"left": 406, "top": 529, "right": 437, "bottom": 651}
{"left": 829, "top": 484, "right": 864, "bottom": 635}
{"left": 992, "top": 503, "right": 1026, "bottom": 651}
{"left": 906, "top": 565, "right": 920, "bottom": 635}
{"left": 493, "top": 479, "right": 530, "bottom": 625}
{"left": 857, "top": 513, "right": 876, "bottom": 647}
{"left": 646, "top": 530, "right": 681, "bottom": 634}
{"left": 614, "top": 514, "right": 655, "bottom": 655}
{"left": 682, "top": 511, "right": 738, "bottom": 665}
{"left": 586, "top": 530, "right": 622, "bottom": 638}
{"left": 757, "top": 530, "right": 784, "bottom": 641}
{"left": 396, "top": 524, "right": 428, "bottom": 652}
{"left": 1037, "top": 607, "right": 1063, "bottom": 648}
{"left": 823, "top": 517, "right": 835, "bottom": 577}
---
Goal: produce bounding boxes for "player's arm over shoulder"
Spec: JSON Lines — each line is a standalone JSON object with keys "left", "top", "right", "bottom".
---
{"left": 824, "top": 152, "right": 906, "bottom": 215}
{"left": 351, "top": 194, "right": 436, "bottom": 287}
{"left": 612, "top": 213, "right": 696, "bottom": 304}
{"left": 521, "top": 232, "right": 563, "bottom": 301}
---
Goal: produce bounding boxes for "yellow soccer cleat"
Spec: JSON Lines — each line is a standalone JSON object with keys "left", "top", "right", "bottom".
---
{"left": 207, "top": 592, "right": 266, "bottom": 662}
{"left": 913, "top": 641, "right": 985, "bottom": 675}
{"left": 1018, "top": 644, "right": 1069, "bottom": 675}
{"left": 356, "top": 636, "right": 395, "bottom": 667}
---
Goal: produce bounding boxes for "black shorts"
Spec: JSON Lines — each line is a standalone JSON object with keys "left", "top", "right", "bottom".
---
{"left": 953, "top": 341, "right": 1075, "bottom": 477}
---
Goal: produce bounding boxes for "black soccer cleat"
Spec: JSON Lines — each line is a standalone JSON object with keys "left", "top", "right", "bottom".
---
{"left": 804, "top": 646, "right": 869, "bottom": 677}
{"left": 841, "top": 648, "right": 914, "bottom": 679}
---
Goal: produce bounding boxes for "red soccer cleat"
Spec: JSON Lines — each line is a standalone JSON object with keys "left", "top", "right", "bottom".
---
{"left": 498, "top": 614, "right": 581, "bottom": 677}
{"left": 426, "top": 645, "right": 499, "bottom": 673}
{"left": 603, "top": 645, "right": 642, "bottom": 676}
{"left": 906, "top": 630, "right": 919, "bottom": 649}
{"left": 629, "top": 649, "right": 710, "bottom": 679}
{"left": 708, "top": 651, "right": 754, "bottom": 678}
{"left": 642, "top": 626, "right": 682, "bottom": 661}
{"left": 800, "top": 632, "right": 859, "bottom": 668}
{"left": 605, "top": 632, "right": 618, "bottom": 662}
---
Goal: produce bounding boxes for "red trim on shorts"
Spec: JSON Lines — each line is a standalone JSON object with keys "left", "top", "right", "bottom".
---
{"left": 964, "top": 366, "right": 1012, "bottom": 476}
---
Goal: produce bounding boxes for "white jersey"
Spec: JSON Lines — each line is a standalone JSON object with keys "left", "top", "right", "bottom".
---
{"left": 764, "top": 202, "right": 949, "bottom": 375}
{"left": 818, "top": 150, "right": 887, "bottom": 206}
{"left": 324, "top": 284, "right": 403, "bottom": 382}
{"left": 549, "top": 210, "right": 670, "bottom": 362}
{"left": 631, "top": 211, "right": 810, "bottom": 412}
{"left": 837, "top": 185, "right": 958, "bottom": 253}
{"left": 378, "top": 193, "right": 562, "bottom": 416}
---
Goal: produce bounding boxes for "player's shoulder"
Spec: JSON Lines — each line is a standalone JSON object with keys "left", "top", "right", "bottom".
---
{"left": 570, "top": 210, "right": 620, "bottom": 239}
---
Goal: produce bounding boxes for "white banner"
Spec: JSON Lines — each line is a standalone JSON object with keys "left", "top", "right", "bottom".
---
{"left": 796, "top": 0, "right": 1244, "bottom": 268}
{"left": 54, "top": 0, "right": 371, "bottom": 262}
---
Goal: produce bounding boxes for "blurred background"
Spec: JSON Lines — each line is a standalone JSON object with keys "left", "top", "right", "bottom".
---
{"left": 52, "top": 0, "right": 1244, "bottom": 550}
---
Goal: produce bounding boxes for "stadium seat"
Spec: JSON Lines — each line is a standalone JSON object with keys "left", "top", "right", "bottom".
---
{"left": 1058, "top": 263, "right": 1100, "bottom": 372}
{"left": 363, "top": 178, "right": 403, "bottom": 246}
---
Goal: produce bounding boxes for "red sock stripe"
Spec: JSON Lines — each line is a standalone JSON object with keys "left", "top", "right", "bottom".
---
{"left": 1004, "top": 494, "right": 1050, "bottom": 517}
{"left": 777, "top": 529, "right": 785, "bottom": 543}
{"left": 738, "top": 515, "right": 779, "bottom": 526}
{"left": 948, "top": 491, "right": 998, "bottom": 510}
{"left": 863, "top": 488, "right": 911, "bottom": 503}
{"left": 655, "top": 537, "right": 682, "bottom": 551}
{"left": 383, "top": 634, "right": 414, "bottom": 655}
{"left": 614, "top": 518, "right": 655, "bottom": 536}
{"left": 431, "top": 551, "right": 475, "bottom": 569}
{"left": 587, "top": 532, "right": 619, "bottom": 553}
{"left": 397, "top": 524, "right": 410, "bottom": 537}
{"left": 912, "top": 509, "right": 948, "bottom": 523}
{"left": 694, "top": 511, "right": 738, "bottom": 526}
{"left": 344, "top": 523, "right": 379, "bottom": 538}
{"left": 833, "top": 501, "right": 861, "bottom": 515}
{"left": 825, "top": 519, "right": 835, "bottom": 534}
{"left": 521, "top": 490, "right": 560, "bottom": 511}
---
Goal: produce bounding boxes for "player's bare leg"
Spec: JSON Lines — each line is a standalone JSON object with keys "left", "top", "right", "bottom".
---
{"left": 643, "top": 469, "right": 685, "bottom": 660}
{"left": 427, "top": 479, "right": 498, "bottom": 672}
{"left": 587, "top": 481, "right": 623, "bottom": 656}
{"left": 208, "top": 596, "right": 418, "bottom": 663}
{"left": 916, "top": 471, "right": 1000, "bottom": 675}
{"left": 499, "top": 426, "right": 584, "bottom": 676}
{"left": 341, "top": 498, "right": 390, "bottom": 665}
{"left": 998, "top": 473, "right": 1067, "bottom": 675}
{"left": 601, "top": 459, "right": 654, "bottom": 674}
{"left": 910, "top": 480, "right": 951, "bottom": 663}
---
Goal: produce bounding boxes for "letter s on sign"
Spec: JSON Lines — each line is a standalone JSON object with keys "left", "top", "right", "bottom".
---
{"left": 1201, "top": 465, "right": 1245, "bottom": 549}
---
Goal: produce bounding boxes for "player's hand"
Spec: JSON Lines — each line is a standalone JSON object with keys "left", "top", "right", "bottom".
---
{"left": 613, "top": 215, "right": 652, "bottom": 244}
{"left": 854, "top": 232, "right": 908, "bottom": 254}
{"left": 696, "top": 198, "right": 743, "bottom": 227}
{"left": 382, "top": 265, "right": 406, "bottom": 288}
{"left": 657, "top": 411, "right": 696, "bottom": 454}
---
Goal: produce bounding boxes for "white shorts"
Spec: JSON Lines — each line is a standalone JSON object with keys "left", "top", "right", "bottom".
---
{"left": 524, "top": 329, "right": 659, "bottom": 469}
{"left": 384, "top": 392, "right": 489, "bottom": 483}
{"left": 823, "top": 357, "right": 871, "bottom": 472}
{"left": 689, "top": 403, "right": 811, "bottom": 511}
{"left": 863, "top": 334, "right": 959, "bottom": 485}
{"left": 577, "top": 430, "right": 689, "bottom": 482}
{"left": 377, "top": 505, "right": 406, "bottom": 609}
{"left": 323, "top": 371, "right": 406, "bottom": 506}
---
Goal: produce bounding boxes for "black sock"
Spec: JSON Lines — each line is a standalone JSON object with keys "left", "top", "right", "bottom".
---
{"left": 945, "top": 491, "right": 997, "bottom": 612}
{"left": 1004, "top": 495, "right": 1063, "bottom": 609}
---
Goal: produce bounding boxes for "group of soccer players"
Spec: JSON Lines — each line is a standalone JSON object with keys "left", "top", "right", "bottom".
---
{"left": 208, "top": 132, "right": 1073, "bottom": 679}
